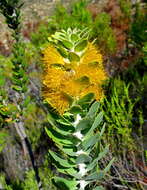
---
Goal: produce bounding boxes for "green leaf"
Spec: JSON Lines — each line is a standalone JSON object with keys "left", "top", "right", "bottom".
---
{"left": 104, "top": 158, "right": 115, "bottom": 173}
{"left": 0, "top": 76, "right": 5, "bottom": 86}
{"left": 57, "top": 46, "right": 68, "bottom": 58}
{"left": 56, "top": 117, "right": 75, "bottom": 133}
{"left": 87, "top": 101, "right": 100, "bottom": 118}
{"left": 49, "top": 150, "right": 76, "bottom": 168}
{"left": 84, "top": 171, "right": 104, "bottom": 181}
{"left": 53, "top": 125, "right": 74, "bottom": 136}
{"left": 46, "top": 126, "right": 80, "bottom": 146}
{"left": 22, "top": 84, "right": 28, "bottom": 93}
{"left": 69, "top": 105, "right": 83, "bottom": 114}
{"left": 23, "top": 96, "right": 31, "bottom": 107}
{"left": 88, "top": 61, "right": 99, "bottom": 66}
{"left": 45, "top": 127, "right": 73, "bottom": 146}
{"left": 98, "top": 123, "right": 106, "bottom": 140}
{"left": 62, "top": 92, "right": 74, "bottom": 105}
{"left": 79, "top": 28, "right": 90, "bottom": 39}
{"left": 12, "top": 85, "right": 22, "bottom": 91}
{"left": 78, "top": 93, "right": 94, "bottom": 105}
{"left": 75, "top": 40, "right": 87, "bottom": 52}
{"left": 50, "top": 32, "right": 66, "bottom": 41}
{"left": 65, "top": 167, "right": 78, "bottom": 176}
{"left": 56, "top": 117, "right": 73, "bottom": 126}
{"left": 62, "top": 40, "right": 73, "bottom": 49}
{"left": 62, "top": 146, "right": 77, "bottom": 156}
{"left": 93, "top": 186, "right": 105, "bottom": 190}
{"left": 75, "top": 118, "right": 92, "bottom": 132}
{"left": 69, "top": 52, "right": 80, "bottom": 62}
{"left": 53, "top": 177, "right": 78, "bottom": 190}
{"left": 47, "top": 113, "right": 57, "bottom": 127}
{"left": 71, "top": 34, "right": 79, "bottom": 42}
{"left": 87, "top": 145, "right": 109, "bottom": 171}
{"left": 57, "top": 165, "right": 75, "bottom": 175}
{"left": 0, "top": 132, "right": 8, "bottom": 152}
{"left": 58, "top": 124, "right": 75, "bottom": 134}
{"left": 84, "top": 112, "right": 103, "bottom": 139}
{"left": 76, "top": 76, "right": 90, "bottom": 85}
{"left": 82, "top": 133, "right": 99, "bottom": 151}
{"left": 76, "top": 154, "right": 92, "bottom": 164}
{"left": 19, "top": 68, "right": 25, "bottom": 77}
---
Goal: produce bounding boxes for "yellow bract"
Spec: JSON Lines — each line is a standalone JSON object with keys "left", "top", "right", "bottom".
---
{"left": 81, "top": 43, "right": 103, "bottom": 66}
{"left": 43, "top": 67, "right": 65, "bottom": 89}
{"left": 42, "top": 46, "right": 64, "bottom": 70}
{"left": 42, "top": 43, "right": 107, "bottom": 114}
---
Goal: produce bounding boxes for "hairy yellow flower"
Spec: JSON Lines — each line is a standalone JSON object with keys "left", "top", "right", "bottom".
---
{"left": 74, "top": 64, "right": 107, "bottom": 85}
{"left": 80, "top": 84, "right": 104, "bottom": 101}
{"left": 42, "top": 42, "right": 107, "bottom": 114}
{"left": 43, "top": 90, "right": 69, "bottom": 114}
{"left": 81, "top": 43, "right": 103, "bottom": 67}
{"left": 42, "top": 46, "right": 64, "bottom": 70}
{"left": 43, "top": 67, "right": 65, "bottom": 89}
{"left": 62, "top": 78, "right": 84, "bottom": 98}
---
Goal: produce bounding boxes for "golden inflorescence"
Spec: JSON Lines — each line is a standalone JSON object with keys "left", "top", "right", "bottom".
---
{"left": 42, "top": 43, "right": 107, "bottom": 114}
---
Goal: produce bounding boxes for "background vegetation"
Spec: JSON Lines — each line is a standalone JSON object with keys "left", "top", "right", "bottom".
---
{"left": 0, "top": 0, "right": 146, "bottom": 189}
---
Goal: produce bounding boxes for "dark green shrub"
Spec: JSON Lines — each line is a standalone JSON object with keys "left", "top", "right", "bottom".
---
{"left": 130, "top": 4, "right": 147, "bottom": 47}
{"left": 102, "top": 79, "right": 137, "bottom": 152}
{"left": 92, "top": 13, "right": 116, "bottom": 53}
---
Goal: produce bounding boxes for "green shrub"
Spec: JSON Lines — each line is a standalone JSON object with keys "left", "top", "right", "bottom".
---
{"left": 31, "top": 0, "right": 92, "bottom": 47}
{"left": 130, "top": 3, "right": 147, "bottom": 47}
{"left": 119, "top": 0, "right": 131, "bottom": 18}
{"left": 102, "top": 79, "right": 137, "bottom": 152}
{"left": 31, "top": 1, "right": 116, "bottom": 54}
{"left": 52, "top": 1, "right": 92, "bottom": 30}
{"left": 92, "top": 13, "right": 116, "bottom": 53}
{"left": 0, "top": 175, "right": 13, "bottom": 190}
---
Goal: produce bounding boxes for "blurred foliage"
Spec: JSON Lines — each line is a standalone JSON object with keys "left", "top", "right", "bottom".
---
{"left": 0, "top": 174, "right": 13, "bottom": 190}
{"left": 142, "top": 42, "right": 147, "bottom": 66}
{"left": 92, "top": 12, "right": 116, "bottom": 54}
{"left": 31, "top": 0, "right": 116, "bottom": 54}
{"left": 0, "top": 55, "right": 12, "bottom": 83}
{"left": 130, "top": 3, "right": 147, "bottom": 48}
{"left": 0, "top": 46, "right": 44, "bottom": 149}
{"left": 39, "top": 158, "right": 57, "bottom": 190}
{"left": 0, "top": 56, "right": 13, "bottom": 152}
{"left": 31, "top": 22, "right": 54, "bottom": 49}
{"left": 0, "top": 132, "right": 8, "bottom": 153}
{"left": 52, "top": 1, "right": 92, "bottom": 29}
{"left": 23, "top": 102, "right": 46, "bottom": 149}
{"left": 0, "top": 0, "right": 23, "bottom": 41}
{"left": 118, "top": 0, "right": 131, "bottom": 18}
{"left": 118, "top": 2, "right": 147, "bottom": 118}
{"left": 0, "top": 159, "right": 56, "bottom": 190}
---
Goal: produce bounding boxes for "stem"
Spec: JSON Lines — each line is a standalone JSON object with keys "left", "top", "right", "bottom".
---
{"left": 73, "top": 114, "right": 88, "bottom": 190}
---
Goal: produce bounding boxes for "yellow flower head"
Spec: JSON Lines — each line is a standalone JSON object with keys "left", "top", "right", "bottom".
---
{"left": 43, "top": 67, "right": 65, "bottom": 89}
{"left": 42, "top": 46, "right": 64, "bottom": 71}
{"left": 81, "top": 43, "right": 103, "bottom": 67}
{"left": 43, "top": 90, "right": 69, "bottom": 114}
{"left": 42, "top": 38, "right": 107, "bottom": 114}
